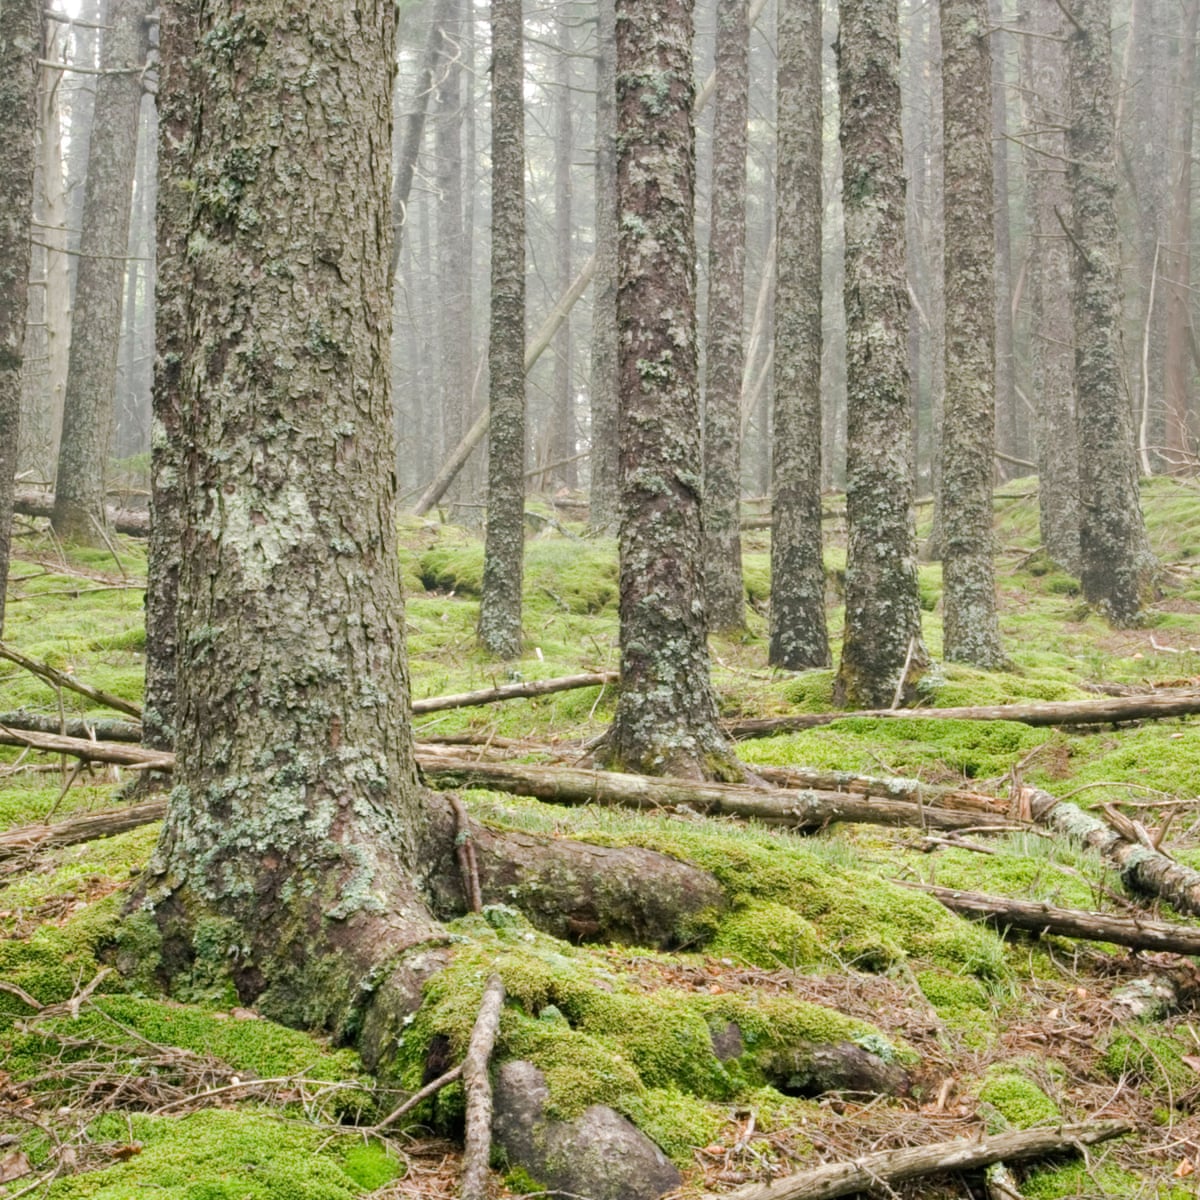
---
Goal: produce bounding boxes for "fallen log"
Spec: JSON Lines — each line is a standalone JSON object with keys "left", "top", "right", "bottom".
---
{"left": 0, "top": 798, "right": 168, "bottom": 860}
{"left": 710, "top": 1119, "right": 1132, "bottom": 1200}
{"left": 726, "top": 688, "right": 1200, "bottom": 739}
{"left": 752, "top": 765, "right": 1010, "bottom": 815}
{"left": 460, "top": 975, "right": 506, "bottom": 1200}
{"left": 903, "top": 881, "right": 1200, "bottom": 956}
{"left": 1026, "top": 786, "right": 1200, "bottom": 921}
{"left": 412, "top": 671, "right": 617, "bottom": 715}
{"left": 0, "top": 726, "right": 169, "bottom": 768}
{"left": 13, "top": 489, "right": 149, "bottom": 537}
{"left": 418, "top": 758, "right": 1021, "bottom": 833}
{"left": 0, "top": 711, "right": 143, "bottom": 742}
{"left": 0, "top": 642, "right": 143, "bottom": 718}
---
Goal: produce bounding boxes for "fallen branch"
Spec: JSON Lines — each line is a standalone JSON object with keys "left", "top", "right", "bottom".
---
{"left": 0, "top": 711, "right": 143, "bottom": 742}
{"left": 1026, "top": 787, "right": 1200, "bottom": 920}
{"left": 13, "top": 488, "right": 149, "bottom": 537}
{"left": 903, "top": 882, "right": 1200, "bottom": 956}
{"left": 419, "top": 759, "right": 1022, "bottom": 833}
{"left": 412, "top": 671, "right": 617, "bottom": 716}
{"left": 0, "top": 797, "right": 168, "bottom": 860}
{"left": 0, "top": 642, "right": 143, "bottom": 718}
{"left": 726, "top": 688, "right": 1200, "bottom": 739}
{"left": 460, "top": 975, "right": 505, "bottom": 1200}
{"left": 709, "top": 1120, "right": 1132, "bottom": 1200}
{"left": 0, "top": 726, "right": 169, "bottom": 768}
{"left": 751, "top": 766, "right": 1012, "bottom": 815}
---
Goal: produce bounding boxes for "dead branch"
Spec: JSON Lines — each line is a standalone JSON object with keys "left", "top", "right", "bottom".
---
{"left": 460, "top": 974, "right": 505, "bottom": 1200}
{"left": 412, "top": 671, "right": 617, "bottom": 715}
{"left": 449, "top": 795, "right": 483, "bottom": 913}
{"left": 708, "top": 1119, "right": 1132, "bottom": 1200}
{"left": 0, "top": 711, "right": 143, "bottom": 742}
{"left": 0, "top": 798, "right": 168, "bottom": 860}
{"left": 1026, "top": 787, "right": 1200, "bottom": 919}
{"left": 0, "top": 726, "right": 168, "bottom": 768}
{"left": 365, "top": 1064, "right": 465, "bottom": 1135}
{"left": 903, "top": 882, "right": 1200, "bottom": 956}
{"left": 0, "top": 642, "right": 143, "bottom": 718}
{"left": 752, "top": 766, "right": 1010, "bottom": 814}
{"left": 726, "top": 688, "right": 1200, "bottom": 739}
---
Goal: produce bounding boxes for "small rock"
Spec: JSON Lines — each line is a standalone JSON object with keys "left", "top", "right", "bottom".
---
{"left": 493, "top": 1061, "right": 681, "bottom": 1200}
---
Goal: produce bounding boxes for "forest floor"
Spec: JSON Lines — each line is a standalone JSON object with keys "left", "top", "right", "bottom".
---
{"left": 1, "top": 475, "right": 1200, "bottom": 1198}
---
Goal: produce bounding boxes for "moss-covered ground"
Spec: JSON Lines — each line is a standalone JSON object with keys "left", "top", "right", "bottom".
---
{"left": 2, "top": 476, "right": 1200, "bottom": 1196}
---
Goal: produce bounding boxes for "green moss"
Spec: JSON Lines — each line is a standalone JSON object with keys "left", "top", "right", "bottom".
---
{"left": 620, "top": 1088, "right": 726, "bottom": 1164}
{"left": 42, "top": 1110, "right": 388, "bottom": 1199}
{"left": 1101, "top": 1029, "right": 1197, "bottom": 1099}
{"left": 709, "top": 903, "right": 827, "bottom": 970}
{"left": 977, "top": 1066, "right": 1060, "bottom": 1128}
{"left": 1022, "top": 1159, "right": 1192, "bottom": 1200}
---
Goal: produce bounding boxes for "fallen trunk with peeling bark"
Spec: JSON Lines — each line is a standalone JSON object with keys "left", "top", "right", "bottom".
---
{"left": 905, "top": 881, "right": 1200, "bottom": 955}
{"left": 753, "top": 765, "right": 1010, "bottom": 814}
{"left": 13, "top": 489, "right": 149, "bottom": 536}
{"left": 0, "top": 711, "right": 143, "bottom": 742}
{"left": 726, "top": 688, "right": 1200, "bottom": 738}
{"left": 412, "top": 671, "right": 617, "bottom": 715}
{"left": 709, "top": 1119, "right": 1132, "bottom": 1200}
{"left": 0, "top": 798, "right": 167, "bottom": 860}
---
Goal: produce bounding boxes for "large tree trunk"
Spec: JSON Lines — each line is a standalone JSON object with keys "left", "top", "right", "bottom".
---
{"left": 603, "top": 0, "right": 736, "bottom": 778}
{"left": 1022, "top": 2, "right": 1079, "bottom": 573}
{"left": 833, "top": 0, "right": 929, "bottom": 708}
{"left": 938, "top": 0, "right": 1005, "bottom": 668}
{"left": 478, "top": 0, "right": 526, "bottom": 659}
{"left": 1065, "top": 0, "right": 1156, "bottom": 625}
{"left": 51, "top": 0, "right": 150, "bottom": 543}
{"left": 0, "top": 0, "right": 39, "bottom": 634}
{"left": 768, "top": 0, "right": 829, "bottom": 670}
{"left": 701, "top": 0, "right": 749, "bottom": 633}
{"left": 141, "top": 0, "right": 441, "bottom": 1031}
{"left": 588, "top": 0, "right": 620, "bottom": 532}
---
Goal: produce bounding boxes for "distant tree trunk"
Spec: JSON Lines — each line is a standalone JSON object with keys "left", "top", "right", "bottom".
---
{"left": 142, "top": 0, "right": 197, "bottom": 754}
{"left": 589, "top": 0, "right": 620, "bottom": 532}
{"left": 1163, "top": 0, "right": 1200, "bottom": 466}
{"left": 833, "top": 0, "right": 929, "bottom": 709}
{"left": 550, "top": 10, "right": 576, "bottom": 492}
{"left": 988, "top": 0, "right": 1018, "bottom": 476}
{"left": 478, "top": 0, "right": 526, "bottom": 659}
{"left": 1065, "top": 0, "right": 1156, "bottom": 626}
{"left": 63, "top": 0, "right": 102, "bottom": 303}
{"left": 701, "top": 0, "right": 749, "bottom": 632}
{"left": 604, "top": 0, "right": 736, "bottom": 779}
{"left": 769, "top": 0, "right": 829, "bottom": 670}
{"left": 51, "top": 0, "right": 150, "bottom": 543}
{"left": 939, "top": 0, "right": 1006, "bottom": 668}
{"left": 0, "top": 0, "right": 39, "bottom": 633}
{"left": 1023, "top": 2, "right": 1080, "bottom": 573}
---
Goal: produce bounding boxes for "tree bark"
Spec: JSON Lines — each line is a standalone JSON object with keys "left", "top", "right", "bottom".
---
{"left": 833, "top": 0, "right": 929, "bottom": 708}
{"left": 0, "top": 0, "right": 39, "bottom": 635}
{"left": 702, "top": 0, "right": 750, "bottom": 632}
{"left": 939, "top": 0, "right": 1005, "bottom": 668}
{"left": 478, "top": 0, "right": 526, "bottom": 659}
{"left": 51, "top": 0, "right": 151, "bottom": 544}
{"left": 460, "top": 975, "right": 505, "bottom": 1200}
{"left": 769, "top": 0, "right": 830, "bottom": 670}
{"left": 549, "top": 11, "right": 576, "bottom": 493}
{"left": 605, "top": 0, "right": 736, "bottom": 778}
{"left": 1065, "top": 0, "right": 1156, "bottom": 624}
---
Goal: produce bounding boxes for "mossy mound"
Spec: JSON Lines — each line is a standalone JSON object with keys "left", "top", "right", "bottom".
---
{"left": 977, "top": 1064, "right": 1061, "bottom": 1128}
{"left": 37, "top": 1110, "right": 397, "bottom": 1199}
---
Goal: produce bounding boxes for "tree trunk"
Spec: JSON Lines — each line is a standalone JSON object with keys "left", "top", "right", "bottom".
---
{"left": 1066, "top": 0, "right": 1156, "bottom": 625}
{"left": 702, "top": 0, "right": 749, "bottom": 632}
{"left": 140, "top": 0, "right": 443, "bottom": 1031}
{"left": 0, "top": 0, "right": 39, "bottom": 635}
{"left": 604, "top": 0, "right": 736, "bottom": 778}
{"left": 51, "top": 0, "right": 150, "bottom": 543}
{"left": 1022, "top": 2, "right": 1080, "bottom": 574}
{"left": 768, "top": 0, "right": 829, "bottom": 670}
{"left": 478, "top": 0, "right": 526, "bottom": 659}
{"left": 550, "top": 11, "right": 576, "bottom": 493}
{"left": 833, "top": 0, "right": 929, "bottom": 708}
{"left": 588, "top": 0, "right": 620, "bottom": 532}
{"left": 1162, "top": 0, "right": 1200, "bottom": 466}
{"left": 938, "top": 0, "right": 1005, "bottom": 668}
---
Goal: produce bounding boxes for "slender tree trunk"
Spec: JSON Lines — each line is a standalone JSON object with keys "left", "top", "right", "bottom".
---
{"left": 769, "top": 0, "right": 829, "bottom": 669}
{"left": 51, "top": 0, "right": 150, "bottom": 543}
{"left": 589, "top": 0, "right": 620, "bottom": 532}
{"left": 550, "top": 10, "right": 576, "bottom": 492}
{"left": 478, "top": 0, "right": 526, "bottom": 659}
{"left": 1163, "top": 0, "right": 1200, "bottom": 466}
{"left": 604, "top": 0, "right": 736, "bottom": 779}
{"left": 0, "top": 0, "right": 40, "bottom": 634}
{"left": 1065, "top": 0, "right": 1156, "bottom": 625}
{"left": 939, "top": 0, "right": 1006, "bottom": 668}
{"left": 833, "top": 0, "right": 929, "bottom": 708}
{"left": 1023, "top": 1, "right": 1080, "bottom": 573}
{"left": 702, "top": 0, "right": 749, "bottom": 632}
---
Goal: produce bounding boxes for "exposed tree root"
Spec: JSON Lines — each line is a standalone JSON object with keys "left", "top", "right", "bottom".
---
{"left": 460, "top": 975, "right": 505, "bottom": 1200}
{"left": 708, "top": 1119, "right": 1132, "bottom": 1200}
